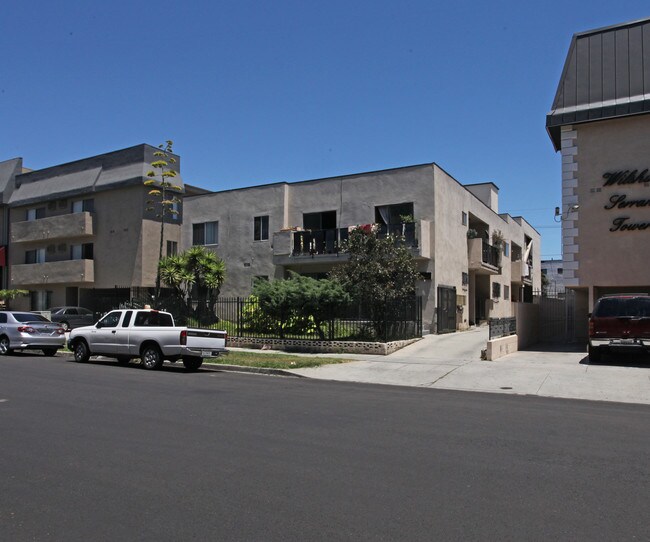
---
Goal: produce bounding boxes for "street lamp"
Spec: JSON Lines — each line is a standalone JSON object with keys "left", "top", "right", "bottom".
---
{"left": 554, "top": 204, "right": 580, "bottom": 222}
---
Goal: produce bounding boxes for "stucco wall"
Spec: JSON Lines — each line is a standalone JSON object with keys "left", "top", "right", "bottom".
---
{"left": 182, "top": 184, "right": 287, "bottom": 297}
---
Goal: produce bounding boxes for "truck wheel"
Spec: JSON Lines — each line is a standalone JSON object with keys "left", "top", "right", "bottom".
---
{"left": 116, "top": 356, "right": 131, "bottom": 366}
{"left": 141, "top": 346, "right": 163, "bottom": 370}
{"left": 182, "top": 357, "right": 203, "bottom": 371}
{"left": 73, "top": 340, "right": 90, "bottom": 363}
{"left": 0, "top": 335, "right": 13, "bottom": 355}
{"left": 588, "top": 345, "right": 602, "bottom": 362}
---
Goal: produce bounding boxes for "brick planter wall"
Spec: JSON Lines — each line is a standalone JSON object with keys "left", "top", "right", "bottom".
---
{"left": 228, "top": 337, "right": 421, "bottom": 355}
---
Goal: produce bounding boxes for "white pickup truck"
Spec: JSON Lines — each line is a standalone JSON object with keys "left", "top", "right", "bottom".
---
{"left": 68, "top": 308, "right": 228, "bottom": 371}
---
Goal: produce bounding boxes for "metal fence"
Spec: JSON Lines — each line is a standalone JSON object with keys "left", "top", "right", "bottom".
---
{"left": 489, "top": 316, "right": 517, "bottom": 339}
{"left": 80, "top": 287, "right": 423, "bottom": 343}
{"left": 212, "top": 296, "right": 423, "bottom": 342}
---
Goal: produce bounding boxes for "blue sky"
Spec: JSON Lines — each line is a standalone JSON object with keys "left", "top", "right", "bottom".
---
{"left": 2, "top": 1, "right": 649, "bottom": 260}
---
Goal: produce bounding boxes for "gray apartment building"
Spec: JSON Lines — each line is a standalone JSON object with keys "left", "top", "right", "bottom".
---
{"left": 1, "top": 145, "right": 186, "bottom": 311}
{"left": 183, "top": 164, "right": 541, "bottom": 333}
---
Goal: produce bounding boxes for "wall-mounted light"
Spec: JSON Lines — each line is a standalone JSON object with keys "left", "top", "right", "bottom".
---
{"left": 554, "top": 204, "right": 579, "bottom": 222}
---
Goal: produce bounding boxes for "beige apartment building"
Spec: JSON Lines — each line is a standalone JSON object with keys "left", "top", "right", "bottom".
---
{"left": 547, "top": 17, "right": 650, "bottom": 336}
{"left": 2, "top": 145, "right": 186, "bottom": 311}
{"left": 183, "top": 164, "right": 541, "bottom": 333}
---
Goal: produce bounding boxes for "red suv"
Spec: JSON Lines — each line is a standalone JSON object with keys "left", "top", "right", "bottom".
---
{"left": 588, "top": 294, "right": 650, "bottom": 361}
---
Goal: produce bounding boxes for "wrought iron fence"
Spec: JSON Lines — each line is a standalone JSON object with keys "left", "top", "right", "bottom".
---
{"left": 489, "top": 316, "right": 516, "bottom": 339}
{"left": 80, "top": 286, "right": 423, "bottom": 343}
{"left": 210, "top": 296, "right": 423, "bottom": 342}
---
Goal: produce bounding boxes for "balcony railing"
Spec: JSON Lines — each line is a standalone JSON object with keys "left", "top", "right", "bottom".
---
{"left": 291, "top": 223, "right": 419, "bottom": 257}
{"left": 11, "top": 212, "right": 94, "bottom": 244}
{"left": 482, "top": 241, "right": 500, "bottom": 267}
{"left": 10, "top": 259, "right": 95, "bottom": 286}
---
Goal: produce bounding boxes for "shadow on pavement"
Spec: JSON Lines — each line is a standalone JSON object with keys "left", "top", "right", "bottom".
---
{"left": 520, "top": 342, "right": 587, "bottom": 353}
{"left": 580, "top": 353, "right": 650, "bottom": 369}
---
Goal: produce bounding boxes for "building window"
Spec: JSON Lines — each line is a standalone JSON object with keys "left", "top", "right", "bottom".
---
{"left": 303, "top": 211, "right": 337, "bottom": 231}
{"left": 462, "top": 212, "right": 467, "bottom": 226}
{"left": 167, "top": 241, "right": 178, "bottom": 256}
{"left": 504, "top": 242, "right": 509, "bottom": 257}
{"left": 70, "top": 243, "right": 94, "bottom": 260}
{"left": 462, "top": 272, "right": 469, "bottom": 286}
{"left": 504, "top": 285, "right": 510, "bottom": 300}
{"left": 30, "top": 290, "right": 52, "bottom": 311}
{"left": 557, "top": 268, "right": 563, "bottom": 275}
{"left": 25, "top": 248, "right": 46, "bottom": 264}
{"left": 193, "top": 221, "right": 219, "bottom": 245}
{"left": 72, "top": 198, "right": 94, "bottom": 213}
{"left": 375, "top": 203, "right": 414, "bottom": 225}
{"left": 541, "top": 269, "right": 548, "bottom": 275}
{"left": 254, "top": 216, "right": 269, "bottom": 241}
{"left": 492, "top": 282, "right": 501, "bottom": 299}
{"left": 26, "top": 207, "right": 46, "bottom": 221}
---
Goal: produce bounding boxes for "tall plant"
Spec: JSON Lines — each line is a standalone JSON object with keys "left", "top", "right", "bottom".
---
{"left": 145, "top": 140, "right": 182, "bottom": 301}
{"left": 158, "top": 246, "right": 226, "bottom": 323}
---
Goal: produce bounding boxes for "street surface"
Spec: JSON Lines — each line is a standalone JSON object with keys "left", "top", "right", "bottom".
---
{"left": 1, "top": 354, "right": 649, "bottom": 541}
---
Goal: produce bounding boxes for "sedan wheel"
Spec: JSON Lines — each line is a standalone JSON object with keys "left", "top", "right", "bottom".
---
{"left": 0, "top": 336, "right": 12, "bottom": 356}
{"left": 61, "top": 321, "right": 71, "bottom": 332}
{"left": 141, "top": 347, "right": 163, "bottom": 370}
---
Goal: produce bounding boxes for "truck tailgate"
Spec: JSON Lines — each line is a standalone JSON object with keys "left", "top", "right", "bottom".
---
{"left": 186, "top": 328, "right": 227, "bottom": 350}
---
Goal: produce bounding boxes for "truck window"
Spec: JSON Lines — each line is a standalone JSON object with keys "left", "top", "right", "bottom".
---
{"left": 134, "top": 312, "right": 173, "bottom": 327}
{"left": 98, "top": 311, "right": 121, "bottom": 328}
{"left": 122, "top": 310, "right": 133, "bottom": 327}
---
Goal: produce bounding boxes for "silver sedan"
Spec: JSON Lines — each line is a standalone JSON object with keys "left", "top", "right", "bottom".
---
{"left": 0, "top": 311, "right": 66, "bottom": 356}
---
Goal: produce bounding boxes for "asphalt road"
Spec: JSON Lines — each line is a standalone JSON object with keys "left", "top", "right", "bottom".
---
{"left": 1, "top": 354, "right": 649, "bottom": 541}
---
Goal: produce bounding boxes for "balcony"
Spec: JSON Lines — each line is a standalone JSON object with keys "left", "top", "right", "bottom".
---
{"left": 468, "top": 238, "right": 501, "bottom": 275}
{"left": 272, "top": 221, "right": 430, "bottom": 266}
{"left": 10, "top": 259, "right": 94, "bottom": 287}
{"left": 11, "top": 212, "right": 94, "bottom": 244}
{"left": 510, "top": 259, "right": 533, "bottom": 285}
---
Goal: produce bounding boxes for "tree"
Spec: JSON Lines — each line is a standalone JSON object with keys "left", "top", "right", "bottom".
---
{"left": 158, "top": 246, "right": 226, "bottom": 323}
{"left": 0, "top": 289, "right": 29, "bottom": 309}
{"left": 252, "top": 273, "right": 350, "bottom": 339}
{"left": 330, "top": 226, "right": 420, "bottom": 302}
{"left": 145, "top": 140, "right": 182, "bottom": 301}
{"left": 329, "top": 226, "right": 420, "bottom": 338}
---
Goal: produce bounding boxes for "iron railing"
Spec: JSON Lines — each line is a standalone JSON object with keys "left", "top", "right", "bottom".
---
{"left": 489, "top": 316, "right": 516, "bottom": 339}
{"left": 482, "top": 241, "right": 500, "bottom": 268}
{"left": 291, "top": 222, "right": 418, "bottom": 257}
{"left": 212, "top": 296, "right": 423, "bottom": 342}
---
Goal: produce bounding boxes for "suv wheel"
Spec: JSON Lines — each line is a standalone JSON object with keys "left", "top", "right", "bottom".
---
{"left": 588, "top": 344, "right": 602, "bottom": 362}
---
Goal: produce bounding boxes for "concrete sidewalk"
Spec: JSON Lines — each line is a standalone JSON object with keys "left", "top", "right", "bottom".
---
{"left": 289, "top": 328, "right": 650, "bottom": 405}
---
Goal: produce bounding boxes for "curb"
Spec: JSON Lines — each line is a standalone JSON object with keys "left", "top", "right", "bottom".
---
{"left": 203, "top": 363, "right": 304, "bottom": 378}
{"left": 61, "top": 352, "right": 302, "bottom": 378}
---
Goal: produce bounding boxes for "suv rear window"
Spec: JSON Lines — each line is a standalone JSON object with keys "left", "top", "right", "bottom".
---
{"left": 593, "top": 297, "right": 650, "bottom": 318}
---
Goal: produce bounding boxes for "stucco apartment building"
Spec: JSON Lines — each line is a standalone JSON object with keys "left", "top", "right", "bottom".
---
{"left": 183, "top": 164, "right": 541, "bottom": 333}
{"left": 0, "top": 145, "right": 187, "bottom": 311}
{"left": 547, "top": 17, "right": 650, "bottom": 335}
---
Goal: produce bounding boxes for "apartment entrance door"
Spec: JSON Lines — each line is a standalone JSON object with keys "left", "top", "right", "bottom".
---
{"left": 437, "top": 285, "right": 457, "bottom": 334}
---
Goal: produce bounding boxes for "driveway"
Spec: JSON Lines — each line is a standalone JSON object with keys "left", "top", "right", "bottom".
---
{"left": 291, "top": 328, "right": 650, "bottom": 405}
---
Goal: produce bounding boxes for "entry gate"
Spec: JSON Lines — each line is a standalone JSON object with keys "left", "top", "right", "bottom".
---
{"left": 535, "top": 289, "right": 576, "bottom": 343}
{"left": 437, "top": 285, "right": 457, "bottom": 334}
